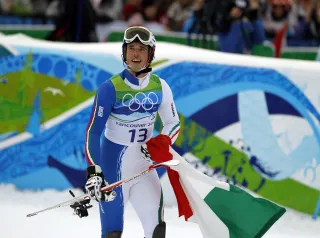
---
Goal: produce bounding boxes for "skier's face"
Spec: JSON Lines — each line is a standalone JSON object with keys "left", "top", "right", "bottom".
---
{"left": 126, "top": 42, "right": 149, "bottom": 72}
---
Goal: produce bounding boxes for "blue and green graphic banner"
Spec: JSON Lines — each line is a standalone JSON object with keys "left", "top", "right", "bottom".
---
{"left": 0, "top": 35, "right": 320, "bottom": 217}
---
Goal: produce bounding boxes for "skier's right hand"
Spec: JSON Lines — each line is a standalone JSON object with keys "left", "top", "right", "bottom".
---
{"left": 85, "top": 165, "right": 117, "bottom": 202}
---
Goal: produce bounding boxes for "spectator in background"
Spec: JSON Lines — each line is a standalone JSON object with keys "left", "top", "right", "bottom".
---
{"left": 0, "top": 0, "right": 13, "bottom": 13}
{"left": 46, "top": 0, "right": 98, "bottom": 42}
{"left": 308, "top": 0, "right": 320, "bottom": 43}
{"left": 46, "top": 0, "right": 60, "bottom": 17}
{"left": 166, "top": 0, "right": 193, "bottom": 31}
{"left": 143, "top": 2, "right": 159, "bottom": 22}
{"left": 289, "top": 0, "right": 314, "bottom": 42}
{"left": 140, "top": 0, "right": 171, "bottom": 32}
{"left": 182, "top": 0, "right": 204, "bottom": 34}
{"left": 296, "top": 0, "right": 312, "bottom": 19}
{"left": 121, "top": 0, "right": 170, "bottom": 30}
{"left": 31, "top": 0, "right": 49, "bottom": 16}
{"left": 142, "top": 0, "right": 171, "bottom": 25}
{"left": 0, "top": 0, "right": 32, "bottom": 15}
{"left": 122, "top": 0, "right": 143, "bottom": 22}
{"left": 271, "top": 0, "right": 319, "bottom": 46}
{"left": 262, "top": 0, "right": 298, "bottom": 39}
{"left": 185, "top": 0, "right": 266, "bottom": 54}
{"left": 92, "top": 0, "right": 123, "bottom": 23}
{"left": 122, "top": 0, "right": 150, "bottom": 27}
{"left": 217, "top": 0, "right": 266, "bottom": 54}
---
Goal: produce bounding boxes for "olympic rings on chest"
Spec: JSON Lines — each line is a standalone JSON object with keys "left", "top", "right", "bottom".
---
{"left": 122, "top": 92, "right": 159, "bottom": 111}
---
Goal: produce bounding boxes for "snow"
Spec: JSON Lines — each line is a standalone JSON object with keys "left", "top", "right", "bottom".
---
{"left": 1, "top": 184, "right": 320, "bottom": 238}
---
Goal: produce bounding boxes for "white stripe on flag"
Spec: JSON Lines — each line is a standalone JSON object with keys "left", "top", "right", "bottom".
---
{"left": 180, "top": 174, "right": 230, "bottom": 238}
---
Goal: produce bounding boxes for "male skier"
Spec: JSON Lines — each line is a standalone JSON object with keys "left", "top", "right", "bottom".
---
{"left": 84, "top": 26, "right": 180, "bottom": 238}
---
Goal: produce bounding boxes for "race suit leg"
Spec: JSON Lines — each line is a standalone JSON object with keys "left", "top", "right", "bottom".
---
{"left": 121, "top": 145, "right": 164, "bottom": 238}
{"left": 99, "top": 140, "right": 164, "bottom": 238}
{"left": 99, "top": 138, "right": 129, "bottom": 238}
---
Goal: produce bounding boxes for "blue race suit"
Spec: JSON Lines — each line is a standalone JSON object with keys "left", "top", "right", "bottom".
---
{"left": 85, "top": 69, "right": 180, "bottom": 238}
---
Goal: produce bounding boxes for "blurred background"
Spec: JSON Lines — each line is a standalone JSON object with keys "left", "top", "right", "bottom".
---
{"left": 0, "top": 0, "right": 320, "bottom": 59}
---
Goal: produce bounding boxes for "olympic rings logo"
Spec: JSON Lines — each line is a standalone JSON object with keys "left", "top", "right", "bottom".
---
{"left": 122, "top": 92, "right": 159, "bottom": 111}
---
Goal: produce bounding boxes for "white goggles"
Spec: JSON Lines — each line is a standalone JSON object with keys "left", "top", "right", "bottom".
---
{"left": 124, "top": 27, "right": 153, "bottom": 46}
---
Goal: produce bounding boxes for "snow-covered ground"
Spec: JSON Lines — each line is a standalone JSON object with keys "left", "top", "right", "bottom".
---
{"left": 1, "top": 184, "right": 320, "bottom": 238}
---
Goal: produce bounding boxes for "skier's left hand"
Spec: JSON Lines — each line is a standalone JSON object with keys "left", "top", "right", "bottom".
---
{"left": 145, "top": 134, "right": 173, "bottom": 163}
{"left": 85, "top": 165, "right": 117, "bottom": 202}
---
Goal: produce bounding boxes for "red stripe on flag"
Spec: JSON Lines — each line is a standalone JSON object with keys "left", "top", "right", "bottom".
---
{"left": 167, "top": 168, "right": 193, "bottom": 220}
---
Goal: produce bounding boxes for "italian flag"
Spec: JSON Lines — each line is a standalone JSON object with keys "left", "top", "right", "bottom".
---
{"left": 169, "top": 148, "right": 286, "bottom": 238}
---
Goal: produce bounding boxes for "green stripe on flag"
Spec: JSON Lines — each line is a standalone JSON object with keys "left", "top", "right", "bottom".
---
{"left": 204, "top": 185, "right": 286, "bottom": 238}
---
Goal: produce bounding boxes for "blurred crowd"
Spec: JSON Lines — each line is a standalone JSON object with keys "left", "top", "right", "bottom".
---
{"left": 1, "top": 0, "right": 320, "bottom": 52}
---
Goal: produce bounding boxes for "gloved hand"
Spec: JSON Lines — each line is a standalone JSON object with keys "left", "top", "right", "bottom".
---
{"left": 144, "top": 134, "right": 173, "bottom": 163}
{"left": 85, "top": 164, "right": 117, "bottom": 202}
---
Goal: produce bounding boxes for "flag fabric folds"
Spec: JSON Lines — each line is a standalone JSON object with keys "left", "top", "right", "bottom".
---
{"left": 169, "top": 148, "right": 286, "bottom": 238}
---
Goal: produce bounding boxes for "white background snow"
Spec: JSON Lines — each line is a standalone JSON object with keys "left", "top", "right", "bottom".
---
{"left": 1, "top": 184, "right": 320, "bottom": 238}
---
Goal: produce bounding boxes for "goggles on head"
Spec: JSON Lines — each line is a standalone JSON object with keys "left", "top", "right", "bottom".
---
{"left": 124, "top": 26, "right": 153, "bottom": 47}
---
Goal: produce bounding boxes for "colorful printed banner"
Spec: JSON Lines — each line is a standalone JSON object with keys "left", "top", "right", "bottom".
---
{"left": 0, "top": 34, "right": 320, "bottom": 217}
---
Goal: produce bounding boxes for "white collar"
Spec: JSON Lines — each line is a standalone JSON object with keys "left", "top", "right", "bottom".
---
{"left": 124, "top": 72, "right": 151, "bottom": 90}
